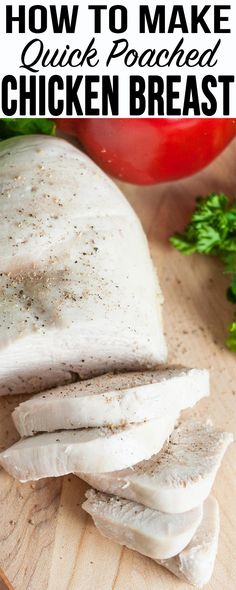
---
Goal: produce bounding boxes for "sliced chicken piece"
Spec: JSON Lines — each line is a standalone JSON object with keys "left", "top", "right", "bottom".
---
{"left": 0, "top": 135, "right": 167, "bottom": 396}
{"left": 157, "top": 496, "right": 220, "bottom": 587}
{"left": 0, "top": 414, "right": 178, "bottom": 482}
{"left": 79, "top": 420, "right": 233, "bottom": 513}
{"left": 12, "top": 367, "right": 209, "bottom": 436}
{"left": 82, "top": 489, "right": 203, "bottom": 560}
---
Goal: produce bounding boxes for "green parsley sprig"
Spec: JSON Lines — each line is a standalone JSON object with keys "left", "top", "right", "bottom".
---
{"left": 0, "top": 118, "right": 55, "bottom": 140}
{"left": 170, "top": 193, "right": 236, "bottom": 351}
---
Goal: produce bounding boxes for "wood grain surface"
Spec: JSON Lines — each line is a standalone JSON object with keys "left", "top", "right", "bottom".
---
{"left": 0, "top": 139, "right": 236, "bottom": 590}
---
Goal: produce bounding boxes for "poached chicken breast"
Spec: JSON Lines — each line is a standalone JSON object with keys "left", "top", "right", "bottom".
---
{"left": 0, "top": 135, "right": 167, "bottom": 395}
{"left": 12, "top": 367, "right": 209, "bottom": 435}
{"left": 79, "top": 420, "right": 232, "bottom": 513}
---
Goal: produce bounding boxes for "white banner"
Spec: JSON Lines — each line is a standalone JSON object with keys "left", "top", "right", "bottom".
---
{"left": 0, "top": 0, "right": 235, "bottom": 117}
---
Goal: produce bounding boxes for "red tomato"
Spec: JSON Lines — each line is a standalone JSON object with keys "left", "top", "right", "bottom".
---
{"left": 56, "top": 118, "right": 236, "bottom": 185}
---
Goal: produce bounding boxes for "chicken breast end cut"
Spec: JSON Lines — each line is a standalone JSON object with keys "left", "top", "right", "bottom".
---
{"left": 157, "top": 496, "right": 220, "bottom": 587}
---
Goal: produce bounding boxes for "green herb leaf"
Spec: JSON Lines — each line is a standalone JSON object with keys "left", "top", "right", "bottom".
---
{"left": 227, "top": 276, "right": 236, "bottom": 303}
{"left": 169, "top": 235, "right": 197, "bottom": 255}
{"left": 0, "top": 118, "right": 56, "bottom": 140}
{"left": 227, "top": 322, "right": 236, "bottom": 352}
{"left": 170, "top": 193, "right": 236, "bottom": 351}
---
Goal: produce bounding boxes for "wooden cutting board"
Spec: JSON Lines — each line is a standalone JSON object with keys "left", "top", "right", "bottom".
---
{"left": 0, "top": 139, "right": 236, "bottom": 590}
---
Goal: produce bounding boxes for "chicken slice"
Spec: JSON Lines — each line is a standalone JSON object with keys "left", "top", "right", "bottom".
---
{"left": 0, "top": 135, "right": 167, "bottom": 395}
{"left": 0, "top": 414, "right": 178, "bottom": 481}
{"left": 157, "top": 496, "right": 220, "bottom": 587}
{"left": 78, "top": 420, "right": 233, "bottom": 513}
{"left": 82, "top": 489, "right": 203, "bottom": 560}
{"left": 12, "top": 367, "right": 209, "bottom": 436}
